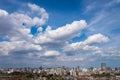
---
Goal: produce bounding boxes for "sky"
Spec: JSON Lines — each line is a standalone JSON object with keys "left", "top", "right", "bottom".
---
{"left": 0, "top": 0, "right": 120, "bottom": 68}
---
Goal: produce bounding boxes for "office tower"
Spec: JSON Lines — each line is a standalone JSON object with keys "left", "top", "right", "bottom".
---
{"left": 101, "top": 63, "right": 107, "bottom": 70}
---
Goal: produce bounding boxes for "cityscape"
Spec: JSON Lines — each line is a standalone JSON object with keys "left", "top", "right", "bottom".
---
{"left": 0, "top": 0, "right": 120, "bottom": 80}
{"left": 0, "top": 63, "right": 120, "bottom": 80}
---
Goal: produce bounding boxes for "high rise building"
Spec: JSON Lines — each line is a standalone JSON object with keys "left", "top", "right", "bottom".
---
{"left": 101, "top": 63, "right": 107, "bottom": 70}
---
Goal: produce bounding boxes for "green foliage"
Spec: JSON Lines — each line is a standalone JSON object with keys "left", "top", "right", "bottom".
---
{"left": 115, "top": 72, "right": 120, "bottom": 76}
{"left": 11, "top": 71, "right": 24, "bottom": 75}
{"left": 91, "top": 72, "right": 111, "bottom": 77}
{"left": 26, "top": 73, "right": 34, "bottom": 78}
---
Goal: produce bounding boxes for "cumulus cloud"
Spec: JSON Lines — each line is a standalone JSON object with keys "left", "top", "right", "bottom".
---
{"left": 96, "top": 47, "right": 120, "bottom": 56}
{"left": 34, "top": 20, "right": 87, "bottom": 44}
{"left": 0, "top": 3, "right": 48, "bottom": 38}
{"left": 84, "top": 33, "right": 109, "bottom": 44}
{"left": 28, "top": 3, "right": 49, "bottom": 26}
{"left": 0, "top": 9, "right": 8, "bottom": 15}
{"left": 0, "top": 4, "right": 87, "bottom": 57}
{"left": 63, "top": 33, "right": 109, "bottom": 55}
{"left": 0, "top": 3, "right": 48, "bottom": 55}
{"left": 0, "top": 2, "right": 112, "bottom": 67}
{"left": 44, "top": 50, "right": 60, "bottom": 57}
{"left": 0, "top": 41, "right": 42, "bottom": 55}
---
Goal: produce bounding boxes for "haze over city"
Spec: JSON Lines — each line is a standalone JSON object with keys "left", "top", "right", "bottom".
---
{"left": 0, "top": 0, "right": 120, "bottom": 68}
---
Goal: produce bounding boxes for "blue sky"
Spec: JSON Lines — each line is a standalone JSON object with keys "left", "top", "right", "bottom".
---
{"left": 0, "top": 0, "right": 120, "bottom": 68}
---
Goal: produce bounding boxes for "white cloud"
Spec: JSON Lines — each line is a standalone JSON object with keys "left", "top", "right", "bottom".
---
{"left": 0, "top": 9, "right": 8, "bottom": 16}
{"left": 0, "top": 10, "right": 33, "bottom": 41}
{"left": 0, "top": 41, "right": 42, "bottom": 55}
{"left": 84, "top": 33, "right": 109, "bottom": 44}
{"left": 44, "top": 50, "right": 60, "bottom": 56}
{"left": 34, "top": 20, "right": 87, "bottom": 44}
{"left": 57, "top": 56, "right": 85, "bottom": 61}
{"left": 0, "top": 4, "right": 48, "bottom": 55}
{"left": 0, "top": 2, "right": 114, "bottom": 66}
{"left": 88, "top": 12, "right": 106, "bottom": 28}
{"left": 84, "top": 2, "right": 96, "bottom": 14}
{"left": 28, "top": 3, "right": 49, "bottom": 26}
{"left": 105, "top": 0, "right": 120, "bottom": 7}
{"left": 74, "top": 57, "right": 84, "bottom": 61}
{"left": 0, "top": 3, "right": 48, "bottom": 38}
{"left": 96, "top": 47, "right": 120, "bottom": 56}
{"left": 64, "top": 42, "right": 101, "bottom": 52}
{"left": 47, "top": 20, "right": 86, "bottom": 39}
{"left": 63, "top": 33, "right": 109, "bottom": 54}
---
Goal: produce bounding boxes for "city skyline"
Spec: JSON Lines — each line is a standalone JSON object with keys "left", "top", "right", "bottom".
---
{"left": 0, "top": 0, "right": 120, "bottom": 68}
